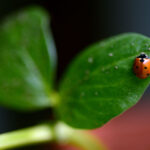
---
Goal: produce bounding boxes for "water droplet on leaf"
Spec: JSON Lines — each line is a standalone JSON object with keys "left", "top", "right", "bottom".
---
{"left": 108, "top": 53, "right": 113, "bottom": 56}
{"left": 115, "top": 66, "right": 118, "bottom": 69}
{"left": 131, "top": 42, "right": 135, "bottom": 46}
{"left": 95, "top": 91, "right": 98, "bottom": 96}
{"left": 81, "top": 92, "right": 85, "bottom": 96}
{"left": 88, "top": 57, "right": 93, "bottom": 63}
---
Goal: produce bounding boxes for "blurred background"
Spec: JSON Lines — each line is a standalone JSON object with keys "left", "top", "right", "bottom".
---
{"left": 0, "top": 0, "right": 150, "bottom": 149}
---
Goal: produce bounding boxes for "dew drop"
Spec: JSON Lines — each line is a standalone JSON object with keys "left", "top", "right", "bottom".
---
{"left": 95, "top": 91, "right": 98, "bottom": 96}
{"left": 120, "top": 103, "right": 127, "bottom": 109}
{"left": 101, "top": 68, "right": 105, "bottom": 71}
{"left": 105, "top": 71, "right": 109, "bottom": 74}
{"left": 108, "top": 53, "right": 113, "bottom": 56}
{"left": 131, "top": 42, "right": 135, "bottom": 46}
{"left": 114, "top": 66, "right": 118, "bottom": 69}
{"left": 148, "top": 48, "right": 150, "bottom": 51}
{"left": 100, "top": 42, "right": 105, "bottom": 47}
{"left": 88, "top": 57, "right": 93, "bottom": 63}
{"left": 81, "top": 92, "right": 85, "bottom": 96}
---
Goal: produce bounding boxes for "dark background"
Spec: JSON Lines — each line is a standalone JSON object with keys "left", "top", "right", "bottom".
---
{"left": 0, "top": 0, "right": 150, "bottom": 149}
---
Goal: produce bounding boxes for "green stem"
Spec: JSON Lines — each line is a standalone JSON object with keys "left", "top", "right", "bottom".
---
{"left": 69, "top": 131, "right": 107, "bottom": 150}
{"left": 0, "top": 122, "right": 106, "bottom": 150}
{"left": 0, "top": 124, "right": 53, "bottom": 149}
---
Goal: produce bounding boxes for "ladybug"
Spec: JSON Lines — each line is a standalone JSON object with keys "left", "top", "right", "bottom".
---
{"left": 133, "top": 53, "right": 150, "bottom": 79}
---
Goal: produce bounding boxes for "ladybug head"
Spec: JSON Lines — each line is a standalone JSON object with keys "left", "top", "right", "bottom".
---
{"left": 137, "top": 53, "right": 148, "bottom": 62}
{"left": 137, "top": 53, "right": 148, "bottom": 59}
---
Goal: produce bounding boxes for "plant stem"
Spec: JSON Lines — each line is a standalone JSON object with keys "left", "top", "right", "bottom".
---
{"left": 0, "top": 124, "right": 53, "bottom": 149}
{"left": 52, "top": 122, "right": 106, "bottom": 150}
{"left": 69, "top": 131, "right": 107, "bottom": 150}
{"left": 0, "top": 122, "right": 106, "bottom": 150}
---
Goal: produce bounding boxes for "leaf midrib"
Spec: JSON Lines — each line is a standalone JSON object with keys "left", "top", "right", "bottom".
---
{"left": 61, "top": 54, "right": 137, "bottom": 97}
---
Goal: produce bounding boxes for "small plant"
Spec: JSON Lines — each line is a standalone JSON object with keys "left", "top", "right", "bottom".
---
{"left": 0, "top": 6, "right": 150, "bottom": 150}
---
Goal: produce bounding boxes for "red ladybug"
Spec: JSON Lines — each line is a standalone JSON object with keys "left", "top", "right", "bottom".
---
{"left": 133, "top": 53, "right": 150, "bottom": 79}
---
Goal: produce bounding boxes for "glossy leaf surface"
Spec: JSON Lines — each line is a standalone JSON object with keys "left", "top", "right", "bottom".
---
{"left": 58, "top": 33, "right": 150, "bottom": 129}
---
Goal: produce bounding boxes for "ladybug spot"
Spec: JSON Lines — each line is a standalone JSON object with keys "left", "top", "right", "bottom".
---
{"left": 136, "top": 66, "right": 139, "bottom": 69}
{"left": 144, "top": 67, "right": 148, "bottom": 69}
{"left": 147, "top": 74, "right": 150, "bottom": 76}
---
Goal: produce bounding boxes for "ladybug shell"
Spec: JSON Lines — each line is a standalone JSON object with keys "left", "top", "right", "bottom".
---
{"left": 133, "top": 57, "right": 150, "bottom": 79}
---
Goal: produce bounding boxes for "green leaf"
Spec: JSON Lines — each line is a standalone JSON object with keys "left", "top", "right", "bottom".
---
{"left": 0, "top": 7, "right": 57, "bottom": 111}
{"left": 58, "top": 33, "right": 150, "bottom": 129}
